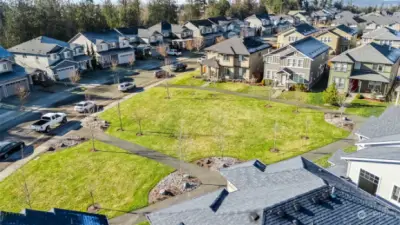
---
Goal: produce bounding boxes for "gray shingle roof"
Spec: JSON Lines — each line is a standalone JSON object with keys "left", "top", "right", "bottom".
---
{"left": 363, "top": 27, "right": 400, "bottom": 41}
{"left": 358, "top": 133, "right": 400, "bottom": 144}
{"left": 201, "top": 57, "right": 219, "bottom": 68}
{"left": 330, "top": 52, "right": 354, "bottom": 63}
{"left": 0, "top": 64, "right": 29, "bottom": 83}
{"left": 356, "top": 106, "right": 400, "bottom": 138}
{"left": 343, "top": 146, "right": 400, "bottom": 162}
{"left": 205, "top": 37, "right": 270, "bottom": 55}
{"left": 149, "top": 21, "right": 172, "bottom": 33}
{"left": 79, "top": 30, "right": 121, "bottom": 44}
{"left": 350, "top": 70, "right": 390, "bottom": 83}
{"left": 147, "top": 156, "right": 400, "bottom": 225}
{"left": 335, "top": 24, "right": 358, "bottom": 35}
{"left": 339, "top": 42, "right": 400, "bottom": 64}
{"left": 8, "top": 36, "right": 70, "bottom": 55}
{"left": 293, "top": 23, "right": 318, "bottom": 36}
{"left": 290, "top": 36, "right": 329, "bottom": 59}
{"left": 0, "top": 208, "right": 109, "bottom": 225}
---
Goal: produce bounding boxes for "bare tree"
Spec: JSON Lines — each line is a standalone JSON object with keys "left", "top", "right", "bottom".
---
{"left": 69, "top": 69, "right": 81, "bottom": 85}
{"left": 111, "top": 60, "right": 124, "bottom": 131}
{"left": 193, "top": 37, "right": 205, "bottom": 52}
{"left": 185, "top": 40, "right": 194, "bottom": 52}
{"left": 156, "top": 44, "right": 168, "bottom": 59}
{"left": 128, "top": 55, "right": 135, "bottom": 71}
{"left": 19, "top": 149, "right": 32, "bottom": 209}
{"left": 15, "top": 84, "right": 30, "bottom": 111}
{"left": 271, "top": 120, "right": 279, "bottom": 152}
{"left": 215, "top": 36, "right": 226, "bottom": 44}
{"left": 337, "top": 94, "right": 347, "bottom": 126}
{"left": 132, "top": 108, "right": 146, "bottom": 136}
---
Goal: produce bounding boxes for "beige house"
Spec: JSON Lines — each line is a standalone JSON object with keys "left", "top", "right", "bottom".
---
{"left": 276, "top": 23, "right": 318, "bottom": 48}
{"left": 201, "top": 37, "right": 271, "bottom": 81}
{"left": 313, "top": 24, "right": 358, "bottom": 55}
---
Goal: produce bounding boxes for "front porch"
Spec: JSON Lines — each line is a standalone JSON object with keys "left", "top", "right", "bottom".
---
{"left": 347, "top": 71, "right": 390, "bottom": 96}
{"left": 272, "top": 68, "right": 309, "bottom": 90}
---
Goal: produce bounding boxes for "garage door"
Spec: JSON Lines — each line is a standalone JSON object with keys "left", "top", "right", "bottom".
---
{"left": 56, "top": 66, "right": 75, "bottom": 80}
{"left": 118, "top": 53, "right": 134, "bottom": 64}
{"left": 5, "top": 79, "right": 29, "bottom": 98}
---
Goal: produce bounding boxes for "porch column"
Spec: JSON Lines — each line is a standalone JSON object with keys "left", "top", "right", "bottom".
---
{"left": 358, "top": 80, "right": 361, "bottom": 93}
{"left": 200, "top": 64, "right": 203, "bottom": 77}
{"left": 396, "top": 91, "right": 400, "bottom": 106}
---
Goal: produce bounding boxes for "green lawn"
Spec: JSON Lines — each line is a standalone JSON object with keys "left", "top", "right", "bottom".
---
{"left": 314, "top": 145, "right": 357, "bottom": 168}
{"left": 208, "top": 82, "right": 272, "bottom": 97}
{"left": 168, "top": 70, "right": 206, "bottom": 86}
{"left": 0, "top": 141, "right": 173, "bottom": 218}
{"left": 100, "top": 87, "right": 349, "bottom": 164}
{"left": 345, "top": 99, "right": 389, "bottom": 117}
{"left": 278, "top": 91, "right": 338, "bottom": 109}
{"left": 137, "top": 221, "right": 150, "bottom": 225}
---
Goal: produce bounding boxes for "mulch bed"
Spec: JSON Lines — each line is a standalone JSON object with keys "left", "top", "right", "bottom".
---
{"left": 194, "top": 157, "right": 242, "bottom": 171}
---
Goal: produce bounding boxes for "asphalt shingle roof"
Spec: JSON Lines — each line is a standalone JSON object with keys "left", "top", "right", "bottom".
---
{"left": 208, "top": 16, "right": 229, "bottom": 24}
{"left": 147, "top": 157, "right": 400, "bottom": 225}
{"left": 0, "top": 64, "right": 29, "bottom": 83}
{"left": 350, "top": 70, "right": 390, "bottom": 83}
{"left": 8, "top": 36, "right": 70, "bottom": 55}
{"left": 0, "top": 208, "right": 109, "bottom": 225}
{"left": 204, "top": 37, "right": 270, "bottom": 55}
{"left": 342, "top": 42, "right": 400, "bottom": 64}
{"left": 188, "top": 19, "right": 214, "bottom": 28}
{"left": 363, "top": 27, "right": 400, "bottom": 41}
{"left": 335, "top": 24, "right": 358, "bottom": 35}
{"left": 74, "top": 30, "right": 121, "bottom": 44}
{"left": 356, "top": 106, "right": 400, "bottom": 138}
{"left": 293, "top": 23, "right": 318, "bottom": 36}
{"left": 290, "top": 36, "right": 329, "bottom": 59}
{"left": 149, "top": 21, "right": 172, "bottom": 33}
{"left": 343, "top": 147, "right": 400, "bottom": 162}
{"left": 115, "top": 27, "right": 138, "bottom": 35}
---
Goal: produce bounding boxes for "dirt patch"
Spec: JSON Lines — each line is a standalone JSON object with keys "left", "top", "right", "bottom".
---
{"left": 195, "top": 157, "right": 242, "bottom": 171}
{"left": 47, "top": 136, "right": 88, "bottom": 152}
{"left": 87, "top": 203, "right": 101, "bottom": 213}
{"left": 82, "top": 116, "right": 110, "bottom": 131}
{"left": 324, "top": 113, "right": 354, "bottom": 131}
{"left": 269, "top": 148, "right": 280, "bottom": 153}
{"left": 149, "top": 171, "right": 201, "bottom": 204}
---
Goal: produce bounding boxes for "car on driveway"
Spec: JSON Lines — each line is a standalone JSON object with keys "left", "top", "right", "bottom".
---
{"left": 118, "top": 81, "right": 136, "bottom": 92}
{"left": 74, "top": 101, "right": 96, "bottom": 113}
{"left": 170, "top": 62, "right": 187, "bottom": 72}
{"left": 167, "top": 49, "right": 182, "bottom": 56}
{"left": 0, "top": 141, "right": 25, "bottom": 159}
{"left": 31, "top": 113, "right": 67, "bottom": 133}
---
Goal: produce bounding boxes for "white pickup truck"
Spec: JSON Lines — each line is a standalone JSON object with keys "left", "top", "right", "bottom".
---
{"left": 31, "top": 113, "right": 67, "bottom": 133}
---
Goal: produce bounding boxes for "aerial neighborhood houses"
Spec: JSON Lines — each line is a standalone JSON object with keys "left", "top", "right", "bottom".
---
{"left": 362, "top": 27, "right": 400, "bottom": 48}
{"left": 276, "top": 23, "right": 318, "bottom": 48}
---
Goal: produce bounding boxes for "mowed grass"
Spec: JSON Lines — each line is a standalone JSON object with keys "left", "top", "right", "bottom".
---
{"left": 168, "top": 70, "right": 206, "bottom": 86}
{"left": 345, "top": 99, "right": 389, "bottom": 117}
{"left": 100, "top": 87, "right": 349, "bottom": 164}
{"left": 0, "top": 141, "right": 173, "bottom": 218}
{"left": 278, "top": 91, "right": 338, "bottom": 109}
{"left": 208, "top": 82, "right": 272, "bottom": 97}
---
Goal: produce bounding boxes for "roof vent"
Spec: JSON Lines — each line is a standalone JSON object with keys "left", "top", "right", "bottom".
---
{"left": 293, "top": 203, "right": 301, "bottom": 211}
{"left": 330, "top": 187, "right": 337, "bottom": 199}
{"left": 321, "top": 192, "right": 330, "bottom": 201}
{"left": 253, "top": 160, "right": 266, "bottom": 172}
{"left": 209, "top": 189, "right": 229, "bottom": 212}
{"left": 249, "top": 211, "right": 260, "bottom": 221}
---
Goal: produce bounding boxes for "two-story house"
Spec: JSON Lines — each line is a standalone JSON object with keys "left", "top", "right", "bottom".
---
{"left": 170, "top": 24, "right": 193, "bottom": 49}
{"left": 270, "top": 15, "right": 295, "bottom": 33}
{"left": 276, "top": 23, "right": 318, "bottom": 48}
{"left": 314, "top": 24, "right": 358, "bottom": 54}
{"left": 184, "top": 19, "right": 223, "bottom": 47}
{"left": 245, "top": 13, "right": 273, "bottom": 35}
{"left": 9, "top": 36, "right": 91, "bottom": 80}
{"left": 207, "top": 16, "right": 231, "bottom": 33}
{"left": 149, "top": 21, "right": 173, "bottom": 43}
{"left": 114, "top": 27, "right": 141, "bottom": 45}
{"left": 224, "top": 19, "right": 256, "bottom": 39}
{"left": 264, "top": 36, "right": 330, "bottom": 90}
{"left": 362, "top": 27, "right": 400, "bottom": 48}
{"left": 201, "top": 37, "right": 271, "bottom": 81}
{"left": 326, "top": 106, "right": 400, "bottom": 208}
{"left": 69, "top": 30, "right": 135, "bottom": 68}
{"left": 328, "top": 43, "right": 400, "bottom": 95}
{"left": 331, "top": 10, "right": 364, "bottom": 31}
{"left": 138, "top": 28, "right": 164, "bottom": 45}
{"left": 0, "top": 46, "right": 31, "bottom": 100}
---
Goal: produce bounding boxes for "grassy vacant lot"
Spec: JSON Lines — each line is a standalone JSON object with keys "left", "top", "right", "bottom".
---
{"left": 168, "top": 70, "right": 206, "bottom": 86}
{"left": 100, "top": 87, "right": 349, "bottom": 164}
{"left": 314, "top": 145, "right": 358, "bottom": 168}
{"left": 0, "top": 141, "right": 173, "bottom": 218}
{"left": 345, "top": 99, "right": 389, "bottom": 117}
{"left": 278, "top": 91, "right": 338, "bottom": 109}
{"left": 208, "top": 82, "right": 272, "bottom": 97}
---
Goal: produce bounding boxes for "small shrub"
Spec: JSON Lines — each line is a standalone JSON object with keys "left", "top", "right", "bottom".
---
{"left": 294, "top": 84, "right": 307, "bottom": 92}
{"left": 323, "top": 83, "right": 339, "bottom": 105}
{"left": 261, "top": 79, "right": 273, "bottom": 86}
{"left": 354, "top": 94, "right": 364, "bottom": 99}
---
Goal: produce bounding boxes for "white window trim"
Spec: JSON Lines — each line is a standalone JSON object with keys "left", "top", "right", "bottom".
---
{"left": 391, "top": 184, "right": 400, "bottom": 204}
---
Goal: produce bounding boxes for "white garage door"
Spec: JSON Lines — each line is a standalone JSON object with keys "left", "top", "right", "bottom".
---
{"left": 57, "top": 66, "right": 75, "bottom": 80}
{"left": 5, "top": 79, "right": 29, "bottom": 98}
{"left": 118, "top": 53, "right": 134, "bottom": 64}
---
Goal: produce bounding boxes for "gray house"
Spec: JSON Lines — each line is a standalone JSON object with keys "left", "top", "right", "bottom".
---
{"left": 170, "top": 24, "right": 194, "bottom": 49}
{"left": 9, "top": 36, "right": 91, "bottom": 81}
{"left": 184, "top": 19, "right": 223, "bottom": 47}
{"left": 147, "top": 156, "right": 400, "bottom": 225}
{"left": 0, "top": 46, "right": 31, "bottom": 100}
{"left": 264, "top": 36, "right": 330, "bottom": 89}
{"left": 245, "top": 13, "right": 273, "bottom": 35}
{"left": 362, "top": 27, "right": 400, "bottom": 48}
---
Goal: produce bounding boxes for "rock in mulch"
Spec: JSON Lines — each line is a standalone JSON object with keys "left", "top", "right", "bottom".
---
{"left": 47, "top": 136, "right": 87, "bottom": 152}
{"left": 148, "top": 171, "right": 201, "bottom": 204}
{"left": 82, "top": 116, "right": 110, "bottom": 131}
{"left": 195, "top": 157, "right": 242, "bottom": 171}
{"left": 324, "top": 113, "right": 354, "bottom": 131}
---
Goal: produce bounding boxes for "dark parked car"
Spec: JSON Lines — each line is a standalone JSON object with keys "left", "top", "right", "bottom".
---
{"left": 170, "top": 62, "right": 187, "bottom": 72}
{"left": 0, "top": 141, "right": 25, "bottom": 159}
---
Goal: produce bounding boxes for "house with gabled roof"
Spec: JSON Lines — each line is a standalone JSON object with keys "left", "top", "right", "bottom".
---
{"left": 245, "top": 12, "right": 273, "bottom": 35}
{"left": 0, "top": 45, "right": 31, "bottom": 100}
{"left": 201, "top": 36, "right": 271, "bottom": 81}
{"left": 362, "top": 27, "right": 400, "bottom": 48}
{"left": 184, "top": 19, "right": 223, "bottom": 47}
{"left": 147, "top": 156, "right": 400, "bottom": 225}
{"left": 276, "top": 23, "right": 318, "bottom": 48}
{"left": 9, "top": 36, "right": 91, "bottom": 81}
{"left": 69, "top": 30, "right": 135, "bottom": 68}
{"left": 169, "top": 24, "right": 194, "bottom": 49}
{"left": 331, "top": 10, "right": 364, "bottom": 30}
{"left": 314, "top": 24, "right": 358, "bottom": 54}
{"left": 264, "top": 36, "right": 329, "bottom": 89}
{"left": 328, "top": 42, "right": 400, "bottom": 95}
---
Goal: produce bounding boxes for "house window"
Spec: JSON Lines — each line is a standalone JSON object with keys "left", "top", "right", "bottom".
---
{"left": 223, "top": 55, "right": 229, "bottom": 61}
{"left": 240, "top": 68, "right": 247, "bottom": 76}
{"left": 293, "top": 73, "right": 304, "bottom": 83}
{"left": 373, "top": 64, "right": 384, "bottom": 72}
{"left": 265, "top": 70, "right": 271, "bottom": 79}
{"left": 334, "top": 77, "right": 345, "bottom": 89}
{"left": 2, "top": 63, "right": 7, "bottom": 70}
{"left": 239, "top": 55, "right": 247, "bottom": 62}
{"left": 266, "top": 57, "right": 271, "bottom": 63}
{"left": 391, "top": 185, "right": 400, "bottom": 203}
{"left": 297, "top": 59, "right": 304, "bottom": 68}
{"left": 334, "top": 63, "right": 347, "bottom": 72}
{"left": 358, "top": 169, "right": 380, "bottom": 195}
{"left": 288, "top": 59, "right": 296, "bottom": 67}
{"left": 224, "top": 67, "right": 230, "bottom": 75}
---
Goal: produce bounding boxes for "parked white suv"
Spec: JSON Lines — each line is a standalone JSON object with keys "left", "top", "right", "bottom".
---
{"left": 31, "top": 113, "right": 67, "bottom": 133}
{"left": 167, "top": 49, "right": 182, "bottom": 56}
{"left": 118, "top": 81, "right": 136, "bottom": 92}
{"left": 74, "top": 101, "right": 96, "bottom": 113}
